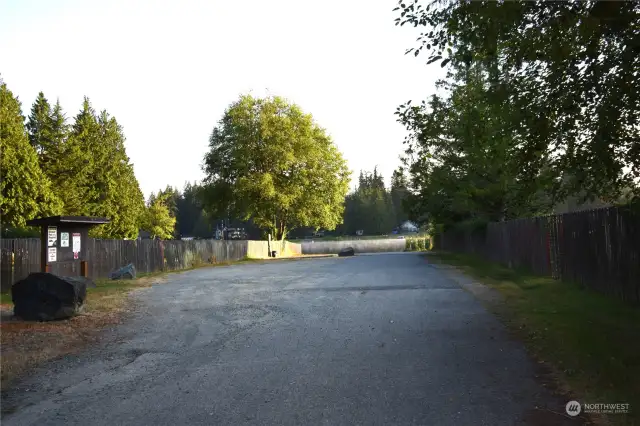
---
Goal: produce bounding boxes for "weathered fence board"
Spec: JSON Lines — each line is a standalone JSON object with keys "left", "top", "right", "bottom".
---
{"left": 434, "top": 206, "right": 640, "bottom": 304}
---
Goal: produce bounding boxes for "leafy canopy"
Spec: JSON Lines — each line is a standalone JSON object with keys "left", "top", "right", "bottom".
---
{"left": 394, "top": 0, "right": 640, "bottom": 204}
{"left": 396, "top": 62, "right": 554, "bottom": 229}
{"left": 141, "top": 191, "right": 177, "bottom": 240}
{"left": 202, "top": 95, "right": 350, "bottom": 240}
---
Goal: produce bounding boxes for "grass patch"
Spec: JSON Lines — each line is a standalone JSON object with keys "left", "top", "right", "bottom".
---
{"left": 428, "top": 251, "right": 640, "bottom": 426}
{"left": 0, "top": 292, "right": 12, "bottom": 305}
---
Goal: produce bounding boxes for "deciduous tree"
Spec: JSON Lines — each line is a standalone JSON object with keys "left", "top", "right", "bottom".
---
{"left": 394, "top": 0, "right": 640, "bottom": 204}
{"left": 141, "top": 191, "right": 176, "bottom": 240}
{"left": 201, "top": 95, "right": 350, "bottom": 243}
{"left": 396, "top": 62, "right": 554, "bottom": 229}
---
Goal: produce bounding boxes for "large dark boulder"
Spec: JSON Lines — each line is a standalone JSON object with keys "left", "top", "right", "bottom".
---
{"left": 338, "top": 247, "right": 355, "bottom": 257}
{"left": 11, "top": 273, "right": 91, "bottom": 321}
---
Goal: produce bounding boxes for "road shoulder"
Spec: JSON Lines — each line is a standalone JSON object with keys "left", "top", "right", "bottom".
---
{"left": 424, "top": 251, "right": 638, "bottom": 426}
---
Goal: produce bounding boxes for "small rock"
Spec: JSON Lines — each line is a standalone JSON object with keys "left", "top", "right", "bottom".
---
{"left": 338, "top": 247, "right": 355, "bottom": 257}
{"left": 109, "top": 263, "right": 136, "bottom": 280}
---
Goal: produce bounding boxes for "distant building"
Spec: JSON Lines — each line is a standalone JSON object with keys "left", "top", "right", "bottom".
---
{"left": 224, "top": 227, "right": 247, "bottom": 240}
{"left": 399, "top": 221, "right": 419, "bottom": 233}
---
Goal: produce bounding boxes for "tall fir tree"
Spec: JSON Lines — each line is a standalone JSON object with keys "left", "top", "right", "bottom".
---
{"left": 57, "top": 98, "right": 144, "bottom": 238}
{"left": 95, "top": 110, "right": 145, "bottom": 238}
{"left": 57, "top": 97, "right": 101, "bottom": 215}
{"left": 390, "top": 167, "right": 410, "bottom": 226}
{"left": 47, "top": 98, "right": 68, "bottom": 178}
{"left": 342, "top": 168, "right": 396, "bottom": 235}
{"left": 26, "top": 93, "right": 68, "bottom": 187}
{"left": 26, "top": 92, "right": 53, "bottom": 156}
{"left": 0, "top": 82, "right": 62, "bottom": 232}
{"left": 176, "top": 182, "right": 203, "bottom": 238}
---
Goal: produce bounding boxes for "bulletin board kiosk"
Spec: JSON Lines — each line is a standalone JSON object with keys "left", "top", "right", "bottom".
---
{"left": 26, "top": 216, "right": 110, "bottom": 277}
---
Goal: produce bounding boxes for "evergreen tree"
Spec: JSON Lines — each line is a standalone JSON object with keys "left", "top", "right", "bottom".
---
{"left": 26, "top": 92, "right": 53, "bottom": 156}
{"left": 50, "top": 99, "right": 68, "bottom": 145}
{"left": 58, "top": 98, "right": 144, "bottom": 238}
{"left": 390, "top": 167, "right": 410, "bottom": 226}
{"left": 47, "top": 98, "right": 68, "bottom": 178}
{"left": 176, "top": 182, "right": 205, "bottom": 238}
{"left": 26, "top": 93, "right": 68, "bottom": 188}
{"left": 191, "top": 210, "right": 214, "bottom": 239}
{"left": 56, "top": 97, "right": 101, "bottom": 215}
{"left": 342, "top": 168, "right": 396, "bottom": 235}
{"left": 0, "top": 82, "right": 62, "bottom": 232}
{"left": 93, "top": 109, "right": 145, "bottom": 239}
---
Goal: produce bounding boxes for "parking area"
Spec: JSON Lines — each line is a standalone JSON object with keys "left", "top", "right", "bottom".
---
{"left": 2, "top": 253, "right": 578, "bottom": 425}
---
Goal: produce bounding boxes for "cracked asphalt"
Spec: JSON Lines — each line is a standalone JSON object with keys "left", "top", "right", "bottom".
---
{"left": 1, "top": 253, "right": 580, "bottom": 425}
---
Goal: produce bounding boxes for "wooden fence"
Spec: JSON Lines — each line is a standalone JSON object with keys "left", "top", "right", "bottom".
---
{"left": 433, "top": 206, "right": 640, "bottom": 304}
{"left": 1, "top": 238, "right": 41, "bottom": 292}
{"left": 0, "top": 238, "right": 250, "bottom": 292}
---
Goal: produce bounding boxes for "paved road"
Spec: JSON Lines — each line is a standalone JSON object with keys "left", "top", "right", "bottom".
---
{"left": 2, "top": 253, "right": 578, "bottom": 425}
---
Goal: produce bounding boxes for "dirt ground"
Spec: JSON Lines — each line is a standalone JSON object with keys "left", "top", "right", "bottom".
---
{"left": 0, "top": 276, "right": 164, "bottom": 387}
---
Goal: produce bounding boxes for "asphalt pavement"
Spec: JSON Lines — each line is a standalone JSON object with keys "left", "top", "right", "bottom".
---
{"left": 1, "top": 253, "right": 580, "bottom": 425}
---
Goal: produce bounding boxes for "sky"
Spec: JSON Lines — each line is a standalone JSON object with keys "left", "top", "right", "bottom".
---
{"left": 1, "top": 0, "right": 443, "bottom": 199}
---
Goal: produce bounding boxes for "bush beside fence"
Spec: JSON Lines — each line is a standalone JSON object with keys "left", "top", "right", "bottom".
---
{"left": 433, "top": 206, "right": 640, "bottom": 304}
{"left": 404, "top": 236, "right": 431, "bottom": 252}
